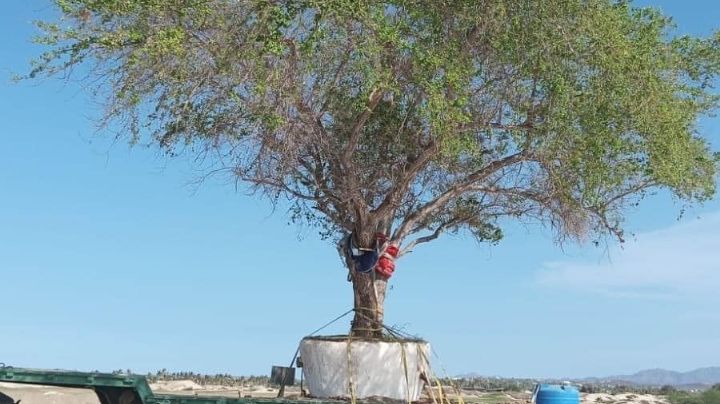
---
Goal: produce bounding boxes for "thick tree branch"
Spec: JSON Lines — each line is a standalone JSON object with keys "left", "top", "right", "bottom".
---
{"left": 341, "top": 88, "right": 384, "bottom": 168}
{"left": 339, "top": 88, "right": 384, "bottom": 233}
{"left": 373, "top": 136, "right": 438, "bottom": 217}
{"left": 392, "top": 152, "right": 529, "bottom": 242}
{"left": 399, "top": 217, "right": 464, "bottom": 256}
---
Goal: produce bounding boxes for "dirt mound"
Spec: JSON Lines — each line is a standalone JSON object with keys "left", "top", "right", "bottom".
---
{"left": 150, "top": 380, "right": 204, "bottom": 391}
{"left": 583, "top": 393, "right": 668, "bottom": 404}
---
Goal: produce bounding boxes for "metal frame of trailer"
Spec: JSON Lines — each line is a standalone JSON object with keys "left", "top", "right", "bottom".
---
{"left": 0, "top": 367, "right": 331, "bottom": 404}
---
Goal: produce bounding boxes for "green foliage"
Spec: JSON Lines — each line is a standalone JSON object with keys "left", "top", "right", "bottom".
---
{"left": 145, "top": 368, "right": 272, "bottom": 387}
{"left": 28, "top": 0, "right": 720, "bottom": 249}
{"left": 667, "top": 385, "right": 720, "bottom": 404}
{"left": 445, "top": 376, "right": 536, "bottom": 392}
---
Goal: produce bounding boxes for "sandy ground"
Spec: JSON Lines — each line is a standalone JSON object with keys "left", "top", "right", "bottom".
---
{"left": 582, "top": 393, "right": 668, "bottom": 404}
{"left": 454, "top": 390, "right": 669, "bottom": 404}
{"left": 0, "top": 381, "right": 299, "bottom": 403}
{"left": 0, "top": 381, "right": 669, "bottom": 404}
{"left": 0, "top": 382, "right": 98, "bottom": 404}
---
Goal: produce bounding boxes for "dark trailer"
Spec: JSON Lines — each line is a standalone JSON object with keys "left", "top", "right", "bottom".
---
{"left": 0, "top": 367, "right": 325, "bottom": 404}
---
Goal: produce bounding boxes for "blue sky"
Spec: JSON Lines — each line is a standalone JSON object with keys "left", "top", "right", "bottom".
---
{"left": 1, "top": 0, "right": 719, "bottom": 379}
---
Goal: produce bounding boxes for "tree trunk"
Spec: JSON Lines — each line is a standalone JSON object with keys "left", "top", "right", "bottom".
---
{"left": 350, "top": 270, "right": 388, "bottom": 338}
{"left": 340, "top": 228, "right": 390, "bottom": 338}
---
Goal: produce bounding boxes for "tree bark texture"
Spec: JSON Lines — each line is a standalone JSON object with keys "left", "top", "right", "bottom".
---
{"left": 350, "top": 270, "right": 388, "bottom": 338}
{"left": 341, "top": 229, "right": 390, "bottom": 338}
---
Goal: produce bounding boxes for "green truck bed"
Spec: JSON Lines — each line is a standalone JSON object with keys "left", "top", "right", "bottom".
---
{"left": 0, "top": 367, "right": 328, "bottom": 404}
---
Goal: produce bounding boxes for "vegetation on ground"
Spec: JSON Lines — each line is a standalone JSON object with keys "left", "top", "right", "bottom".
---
{"left": 111, "top": 369, "right": 271, "bottom": 387}
{"left": 666, "top": 385, "right": 720, "bottom": 404}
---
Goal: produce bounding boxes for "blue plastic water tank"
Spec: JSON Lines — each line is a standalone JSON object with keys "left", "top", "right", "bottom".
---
{"left": 535, "top": 384, "right": 580, "bottom": 404}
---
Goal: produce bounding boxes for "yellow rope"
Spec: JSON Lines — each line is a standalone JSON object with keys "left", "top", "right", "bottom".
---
{"left": 352, "top": 306, "right": 386, "bottom": 334}
{"left": 425, "top": 381, "right": 439, "bottom": 404}
{"left": 350, "top": 307, "right": 470, "bottom": 404}
{"left": 416, "top": 346, "right": 446, "bottom": 404}
{"left": 348, "top": 309, "right": 421, "bottom": 403}
{"left": 371, "top": 266, "right": 381, "bottom": 328}
{"left": 436, "top": 379, "right": 448, "bottom": 404}
{"left": 345, "top": 335, "right": 357, "bottom": 404}
{"left": 423, "top": 347, "right": 465, "bottom": 404}
{"left": 418, "top": 344, "right": 438, "bottom": 404}
{"left": 399, "top": 341, "right": 411, "bottom": 404}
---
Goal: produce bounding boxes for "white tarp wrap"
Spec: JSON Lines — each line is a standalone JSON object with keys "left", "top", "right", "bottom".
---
{"left": 299, "top": 337, "right": 431, "bottom": 401}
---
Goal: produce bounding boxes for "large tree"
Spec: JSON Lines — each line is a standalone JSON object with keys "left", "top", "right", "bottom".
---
{"left": 33, "top": 0, "right": 719, "bottom": 337}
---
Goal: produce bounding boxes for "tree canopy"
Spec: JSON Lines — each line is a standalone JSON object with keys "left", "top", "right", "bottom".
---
{"left": 31, "top": 0, "right": 720, "bottom": 334}
{"left": 34, "top": 0, "right": 720, "bottom": 246}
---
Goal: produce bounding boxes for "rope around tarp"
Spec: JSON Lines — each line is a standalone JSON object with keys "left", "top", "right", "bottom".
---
{"left": 353, "top": 309, "right": 465, "bottom": 404}
{"left": 350, "top": 310, "right": 428, "bottom": 404}
{"left": 281, "top": 308, "right": 460, "bottom": 404}
{"left": 277, "top": 308, "right": 356, "bottom": 398}
{"left": 423, "top": 346, "right": 466, "bottom": 404}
